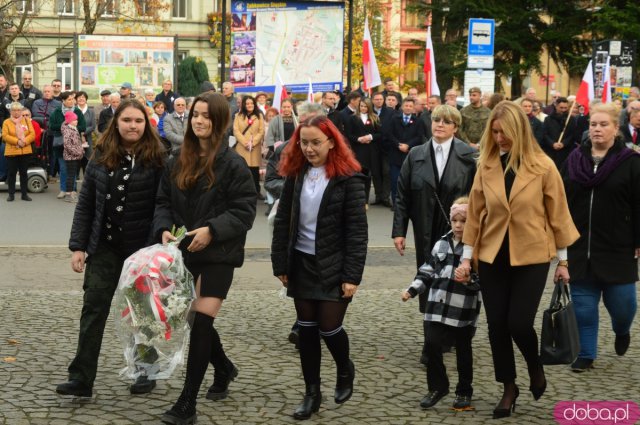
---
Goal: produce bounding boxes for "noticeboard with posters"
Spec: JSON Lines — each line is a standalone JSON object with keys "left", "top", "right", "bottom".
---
{"left": 230, "top": 0, "right": 344, "bottom": 94}
{"left": 592, "top": 40, "right": 637, "bottom": 100}
{"left": 76, "top": 35, "right": 176, "bottom": 99}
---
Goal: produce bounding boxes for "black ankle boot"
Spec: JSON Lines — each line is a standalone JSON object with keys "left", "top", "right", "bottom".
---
{"left": 293, "top": 383, "right": 322, "bottom": 420}
{"left": 334, "top": 360, "right": 355, "bottom": 404}
{"left": 206, "top": 360, "right": 238, "bottom": 401}
{"left": 162, "top": 392, "right": 197, "bottom": 425}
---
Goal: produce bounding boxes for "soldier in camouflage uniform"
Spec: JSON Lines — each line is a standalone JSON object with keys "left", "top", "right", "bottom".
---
{"left": 459, "top": 87, "right": 491, "bottom": 148}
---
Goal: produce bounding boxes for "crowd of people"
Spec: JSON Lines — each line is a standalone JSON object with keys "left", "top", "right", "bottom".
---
{"left": 1, "top": 72, "right": 639, "bottom": 423}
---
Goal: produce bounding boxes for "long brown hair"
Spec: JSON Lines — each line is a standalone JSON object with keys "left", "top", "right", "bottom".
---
{"left": 173, "top": 92, "right": 230, "bottom": 190}
{"left": 94, "top": 99, "right": 164, "bottom": 170}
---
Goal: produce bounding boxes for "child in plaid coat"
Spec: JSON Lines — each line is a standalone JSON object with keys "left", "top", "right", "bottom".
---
{"left": 402, "top": 196, "right": 482, "bottom": 411}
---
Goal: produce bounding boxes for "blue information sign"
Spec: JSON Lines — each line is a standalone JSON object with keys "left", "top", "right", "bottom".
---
{"left": 467, "top": 18, "right": 495, "bottom": 57}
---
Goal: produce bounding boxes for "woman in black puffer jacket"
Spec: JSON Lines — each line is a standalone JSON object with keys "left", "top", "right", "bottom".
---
{"left": 57, "top": 100, "right": 166, "bottom": 399}
{"left": 271, "top": 115, "right": 368, "bottom": 420}
{"left": 154, "top": 92, "right": 257, "bottom": 425}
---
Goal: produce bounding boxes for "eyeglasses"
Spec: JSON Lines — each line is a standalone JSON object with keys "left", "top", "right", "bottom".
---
{"left": 299, "top": 138, "right": 331, "bottom": 149}
{"left": 432, "top": 117, "right": 455, "bottom": 125}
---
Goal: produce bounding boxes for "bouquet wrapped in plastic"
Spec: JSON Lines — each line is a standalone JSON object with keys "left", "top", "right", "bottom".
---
{"left": 114, "top": 226, "right": 195, "bottom": 380}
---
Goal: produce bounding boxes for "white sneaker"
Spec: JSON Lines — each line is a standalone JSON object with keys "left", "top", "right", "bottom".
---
{"left": 71, "top": 192, "right": 78, "bottom": 202}
{"left": 57, "top": 191, "right": 65, "bottom": 199}
{"left": 63, "top": 194, "right": 73, "bottom": 203}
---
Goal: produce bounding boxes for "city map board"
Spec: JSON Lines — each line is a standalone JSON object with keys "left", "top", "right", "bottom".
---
{"left": 230, "top": 1, "right": 344, "bottom": 94}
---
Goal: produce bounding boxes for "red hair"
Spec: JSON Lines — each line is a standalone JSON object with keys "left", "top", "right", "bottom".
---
{"left": 279, "top": 115, "right": 361, "bottom": 178}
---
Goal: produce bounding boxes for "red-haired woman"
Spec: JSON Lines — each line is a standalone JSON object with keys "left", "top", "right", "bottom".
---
{"left": 154, "top": 92, "right": 257, "bottom": 425}
{"left": 271, "top": 115, "right": 368, "bottom": 420}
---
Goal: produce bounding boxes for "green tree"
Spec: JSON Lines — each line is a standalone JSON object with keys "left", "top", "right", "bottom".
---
{"left": 407, "top": 0, "right": 592, "bottom": 97}
{"left": 177, "top": 57, "right": 210, "bottom": 97}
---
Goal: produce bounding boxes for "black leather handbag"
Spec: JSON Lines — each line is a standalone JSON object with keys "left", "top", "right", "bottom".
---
{"left": 540, "top": 280, "right": 581, "bottom": 365}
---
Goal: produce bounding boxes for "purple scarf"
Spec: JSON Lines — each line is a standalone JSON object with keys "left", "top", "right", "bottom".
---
{"left": 566, "top": 142, "right": 637, "bottom": 188}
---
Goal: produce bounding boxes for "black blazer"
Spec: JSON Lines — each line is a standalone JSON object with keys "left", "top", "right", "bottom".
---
{"left": 98, "top": 107, "right": 115, "bottom": 133}
{"left": 383, "top": 113, "right": 426, "bottom": 166}
{"left": 346, "top": 115, "right": 382, "bottom": 169}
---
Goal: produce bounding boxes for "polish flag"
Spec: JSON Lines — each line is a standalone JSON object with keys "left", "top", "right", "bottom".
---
{"left": 575, "top": 60, "right": 594, "bottom": 115}
{"left": 423, "top": 26, "right": 440, "bottom": 97}
{"left": 601, "top": 56, "right": 611, "bottom": 104}
{"left": 362, "top": 17, "right": 381, "bottom": 91}
{"left": 272, "top": 73, "right": 288, "bottom": 110}
{"left": 307, "top": 78, "right": 314, "bottom": 103}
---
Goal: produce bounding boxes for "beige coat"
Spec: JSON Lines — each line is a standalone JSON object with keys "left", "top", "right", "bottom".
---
{"left": 463, "top": 153, "right": 579, "bottom": 266}
{"left": 233, "top": 114, "right": 265, "bottom": 167}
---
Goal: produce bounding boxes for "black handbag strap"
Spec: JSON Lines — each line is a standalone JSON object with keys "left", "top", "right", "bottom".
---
{"left": 549, "top": 278, "right": 571, "bottom": 309}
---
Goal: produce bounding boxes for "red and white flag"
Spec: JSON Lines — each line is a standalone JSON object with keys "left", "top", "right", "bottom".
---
{"left": 423, "top": 26, "right": 440, "bottom": 97}
{"left": 575, "top": 60, "right": 595, "bottom": 115}
{"left": 272, "top": 73, "right": 288, "bottom": 110}
{"left": 307, "top": 78, "right": 314, "bottom": 103}
{"left": 362, "top": 17, "right": 381, "bottom": 91}
{"left": 601, "top": 56, "right": 611, "bottom": 104}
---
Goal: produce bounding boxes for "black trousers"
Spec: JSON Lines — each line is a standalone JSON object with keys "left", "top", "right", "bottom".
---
{"left": 6, "top": 155, "right": 29, "bottom": 196}
{"left": 478, "top": 240, "right": 549, "bottom": 383}
{"left": 249, "top": 166, "right": 260, "bottom": 195}
{"left": 424, "top": 321, "right": 474, "bottom": 396}
{"left": 370, "top": 144, "right": 386, "bottom": 202}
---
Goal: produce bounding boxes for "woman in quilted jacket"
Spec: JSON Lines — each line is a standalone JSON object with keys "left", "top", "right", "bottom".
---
{"left": 271, "top": 115, "right": 368, "bottom": 420}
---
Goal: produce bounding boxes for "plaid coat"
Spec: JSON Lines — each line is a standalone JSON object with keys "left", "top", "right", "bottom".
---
{"left": 406, "top": 231, "right": 482, "bottom": 328}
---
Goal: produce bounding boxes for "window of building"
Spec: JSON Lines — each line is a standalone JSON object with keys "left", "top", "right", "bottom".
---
{"left": 57, "top": 0, "right": 74, "bottom": 15}
{"left": 172, "top": 0, "right": 186, "bottom": 18}
{"left": 57, "top": 53, "right": 73, "bottom": 90}
{"left": 404, "top": 48, "right": 424, "bottom": 82}
{"left": 136, "top": 0, "right": 153, "bottom": 16}
{"left": 100, "top": 0, "right": 115, "bottom": 17}
{"left": 15, "top": 51, "right": 34, "bottom": 84}
{"left": 401, "top": 0, "right": 421, "bottom": 29}
{"left": 16, "top": 0, "right": 35, "bottom": 14}
{"left": 178, "top": 51, "right": 189, "bottom": 63}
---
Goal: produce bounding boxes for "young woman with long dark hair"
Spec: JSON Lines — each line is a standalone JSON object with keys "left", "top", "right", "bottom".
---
{"left": 233, "top": 94, "right": 265, "bottom": 198}
{"left": 154, "top": 92, "right": 257, "bottom": 425}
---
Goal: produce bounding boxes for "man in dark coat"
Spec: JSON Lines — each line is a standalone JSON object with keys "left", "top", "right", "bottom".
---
{"left": 155, "top": 79, "right": 180, "bottom": 113}
{"left": 383, "top": 98, "right": 425, "bottom": 204}
{"left": 543, "top": 97, "right": 579, "bottom": 169}
{"left": 371, "top": 92, "right": 393, "bottom": 207}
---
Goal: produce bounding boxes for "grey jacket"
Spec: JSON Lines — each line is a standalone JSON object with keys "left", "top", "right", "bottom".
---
{"left": 163, "top": 112, "right": 189, "bottom": 154}
{"left": 265, "top": 115, "right": 286, "bottom": 148}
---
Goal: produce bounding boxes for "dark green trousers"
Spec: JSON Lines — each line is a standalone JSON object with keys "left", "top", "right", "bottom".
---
{"left": 68, "top": 244, "right": 125, "bottom": 387}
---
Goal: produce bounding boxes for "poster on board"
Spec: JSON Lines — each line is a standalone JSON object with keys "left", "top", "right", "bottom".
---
{"left": 77, "top": 35, "right": 176, "bottom": 99}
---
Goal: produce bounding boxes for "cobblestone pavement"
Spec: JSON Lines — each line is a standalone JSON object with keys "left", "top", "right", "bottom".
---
{"left": 1, "top": 247, "right": 639, "bottom": 425}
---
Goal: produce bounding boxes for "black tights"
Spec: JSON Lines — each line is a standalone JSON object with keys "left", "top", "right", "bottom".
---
{"left": 294, "top": 299, "right": 350, "bottom": 386}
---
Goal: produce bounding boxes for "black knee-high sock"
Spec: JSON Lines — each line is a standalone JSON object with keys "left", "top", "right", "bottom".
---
{"left": 320, "top": 326, "right": 350, "bottom": 373}
{"left": 210, "top": 324, "right": 230, "bottom": 368}
{"left": 182, "top": 312, "right": 214, "bottom": 400}
{"left": 297, "top": 320, "right": 321, "bottom": 385}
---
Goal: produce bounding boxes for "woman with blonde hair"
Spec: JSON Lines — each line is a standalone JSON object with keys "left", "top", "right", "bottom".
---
{"left": 2, "top": 101, "right": 35, "bottom": 201}
{"left": 459, "top": 101, "right": 579, "bottom": 418}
